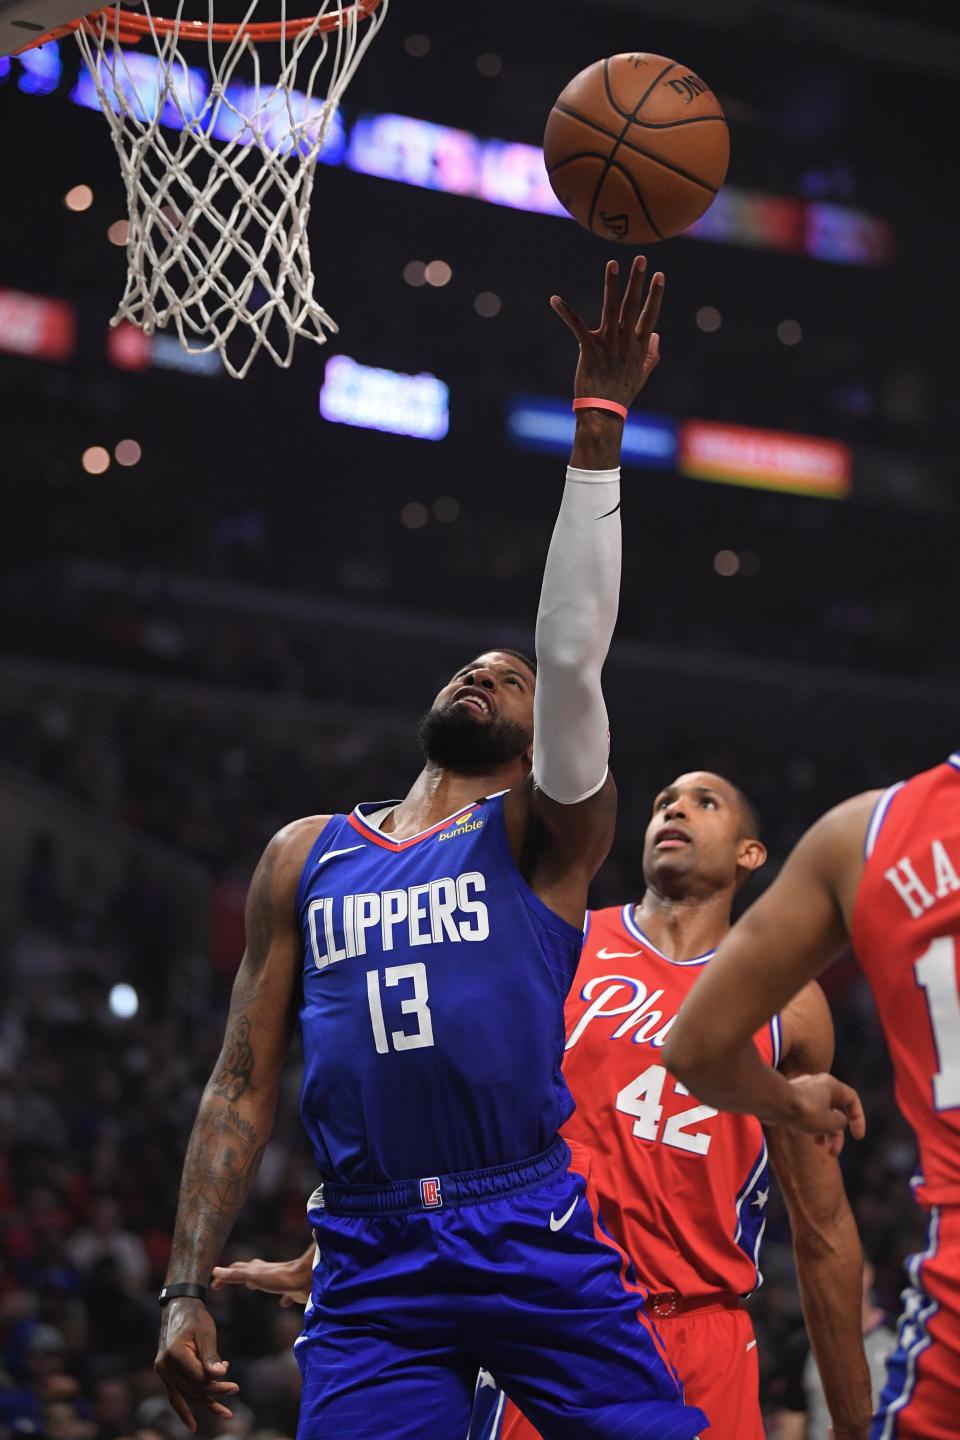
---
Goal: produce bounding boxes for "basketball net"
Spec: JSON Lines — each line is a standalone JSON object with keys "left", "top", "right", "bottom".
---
{"left": 72, "top": 0, "right": 387, "bottom": 378}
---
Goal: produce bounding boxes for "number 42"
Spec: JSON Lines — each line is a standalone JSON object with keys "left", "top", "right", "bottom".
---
{"left": 616, "top": 1063, "right": 718, "bottom": 1155}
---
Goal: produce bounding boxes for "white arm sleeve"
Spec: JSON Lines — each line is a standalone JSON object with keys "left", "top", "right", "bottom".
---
{"left": 532, "top": 464, "right": 621, "bottom": 805}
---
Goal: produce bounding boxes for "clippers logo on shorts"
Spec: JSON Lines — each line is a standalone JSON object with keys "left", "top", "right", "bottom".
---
{"left": 420, "top": 1177, "right": 442, "bottom": 1209}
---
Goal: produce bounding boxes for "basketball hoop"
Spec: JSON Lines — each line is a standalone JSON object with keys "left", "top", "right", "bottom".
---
{"left": 27, "top": 0, "right": 387, "bottom": 378}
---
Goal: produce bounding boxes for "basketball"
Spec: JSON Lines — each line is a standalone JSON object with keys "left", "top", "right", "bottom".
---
{"left": 543, "top": 53, "right": 729, "bottom": 244}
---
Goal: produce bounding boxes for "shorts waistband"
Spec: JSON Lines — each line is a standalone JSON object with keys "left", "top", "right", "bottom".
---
{"left": 645, "top": 1291, "right": 744, "bottom": 1319}
{"left": 313, "top": 1137, "right": 571, "bottom": 1216}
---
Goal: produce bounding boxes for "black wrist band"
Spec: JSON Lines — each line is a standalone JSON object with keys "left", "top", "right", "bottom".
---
{"left": 159, "top": 1282, "right": 208, "bottom": 1307}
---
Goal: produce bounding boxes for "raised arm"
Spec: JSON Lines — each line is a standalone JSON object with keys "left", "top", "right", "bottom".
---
{"left": 768, "top": 985, "right": 872, "bottom": 1440}
{"left": 155, "top": 817, "right": 325, "bottom": 1430}
{"left": 662, "top": 794, "right": 876, "bottom": 1145}
{"left": 505, "top": 258, "right": 663, "bottom": 922}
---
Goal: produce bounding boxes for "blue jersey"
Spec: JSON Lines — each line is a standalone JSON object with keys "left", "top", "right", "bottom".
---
{"left": 296, "top": 793, "right": 584, "bottom": 1185}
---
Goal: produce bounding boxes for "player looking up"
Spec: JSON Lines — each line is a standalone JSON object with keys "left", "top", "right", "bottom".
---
{"left": 154, "top": 258, "right": 706, "bottom": 1440}
{"left": 486, "top": 771, "right": 871, "bottom": 1440}
{"left": 664, "top": 754, "right": 960, "bottom": 1439}
{"left": 215, "top": 772, "right": 874, "bottom": 1440}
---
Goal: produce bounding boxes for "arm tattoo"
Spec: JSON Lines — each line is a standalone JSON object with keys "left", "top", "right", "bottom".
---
{"left": 211, "top": 1015, "right": 254, "bottom": 1101}
{"left": 165, "top": 839, "right": 287, "bottom": 1281}
{"left": 167, "top": 1094, "right": 267, "bottom": 1281}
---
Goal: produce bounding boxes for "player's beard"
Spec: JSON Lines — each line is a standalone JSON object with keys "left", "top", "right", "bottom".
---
{"left": 418, "top": 702, "right": 530, "bottom": 775}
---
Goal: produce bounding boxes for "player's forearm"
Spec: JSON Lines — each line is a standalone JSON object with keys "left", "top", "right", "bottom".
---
{"left": 532, "top": 416, "right": 621, "bottom": 804}
{"left": 665, "top": 1033, "right": 804, "bottom": 1126}
{"left": 569, "top": 407, "right": 625, "bottom": 469}
{"left": 792, "top": 1212, "right": 873, "bottom": 1436}
{"left": 165, "top": 1084, "right": 276, "bottom": 1285}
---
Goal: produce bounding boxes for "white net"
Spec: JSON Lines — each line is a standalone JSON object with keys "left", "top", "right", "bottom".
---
{"left": 75, "top": 0, "right": 387, "bottom": 378}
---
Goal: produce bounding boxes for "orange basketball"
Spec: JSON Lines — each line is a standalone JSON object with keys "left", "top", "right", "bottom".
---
{"left": 543, "top": 53, "right": 729, "bottom": 244}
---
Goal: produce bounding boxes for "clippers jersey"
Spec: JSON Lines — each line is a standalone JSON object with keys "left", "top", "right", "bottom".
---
{"left": 295, "top": 793, "right": 583, "bottom": 1185}
{"left": 562, "top": 904, "right": 781, "bottom": 1297}
{"left": 852, "top": 754, "right": 960, "bottom": 1209}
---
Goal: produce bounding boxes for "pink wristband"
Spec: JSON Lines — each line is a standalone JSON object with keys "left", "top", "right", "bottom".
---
{"left": 572, "top": 397, "right": 629, "bottom": 421}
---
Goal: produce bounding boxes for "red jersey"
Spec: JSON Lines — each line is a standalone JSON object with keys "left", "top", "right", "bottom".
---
{"left": 561, "top": 904, "right": 780, "bottom": 1298}
{"left": 851, "top": 754, "right": 960, "bottom": 1209}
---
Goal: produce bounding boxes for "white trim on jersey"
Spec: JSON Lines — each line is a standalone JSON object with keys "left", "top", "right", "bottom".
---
{"left": 352, "top": 789, "right": 509, "bottom": 844}
{"left": 876, "top": 1206, "right": 941, "bottom": 1440}
{"left": 620, "top": 904, "right": 715, "bottom": 965}
{"left": 732, "top": 1137, "right": 770, "bottom": 1293}
{"left": 733, "top": 1138, "right": 769, "bottom": 1248}
{"left": 465, "top": 1371, "right": 506, "bottom": 1440}
{"left": 863, "top": 782, "right": 906, "bottom": 860}
{"left": 948, "top": 752, "right": 960, "bottom": 773}
{"left": 770, "top": 1013, "right": 783, "bottom": 1071}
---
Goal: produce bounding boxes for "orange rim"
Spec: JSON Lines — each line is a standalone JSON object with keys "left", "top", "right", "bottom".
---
{"left": 15, "top": 0, "right": 380, "bottom": 50}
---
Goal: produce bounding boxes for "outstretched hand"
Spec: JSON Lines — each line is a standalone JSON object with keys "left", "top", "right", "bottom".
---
{"left": 551, "top": 256, "right": 664, "bottom": 409}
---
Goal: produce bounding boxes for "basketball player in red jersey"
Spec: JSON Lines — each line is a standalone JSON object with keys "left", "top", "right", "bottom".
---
{"left": 214, "top": 771, "right": 874, "bottom": 1440}
{"left": 665, "top": 754, "right": 960, "bottom": 1439}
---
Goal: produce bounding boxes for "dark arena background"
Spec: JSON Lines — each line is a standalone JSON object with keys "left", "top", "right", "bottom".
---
{"left": 2, "top": 0, "right": 960, "bottom": 1435}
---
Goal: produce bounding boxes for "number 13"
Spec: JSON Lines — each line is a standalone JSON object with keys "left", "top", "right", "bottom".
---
{"left": 366, "top": 963, "right": 435, "bottom": 1054}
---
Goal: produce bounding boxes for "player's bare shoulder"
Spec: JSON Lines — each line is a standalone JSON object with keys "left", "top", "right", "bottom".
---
{"left": 799, "top": 790, "right": 884, "bottom": 928}
{"left": 272, "top": 814, "right": 334, "bottom": 868}
{"left": 248, "top": 815, "right": 334, "bottom": 935}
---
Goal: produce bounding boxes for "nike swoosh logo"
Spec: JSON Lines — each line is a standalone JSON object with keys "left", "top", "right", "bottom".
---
{"left": 549, "top": 1197, "right": 578, "bottom": 1232}
{"left": 595, "top": 946, "right": 646, "bottom": 961}
{"left": 316, "top": 844, "right": 365, "bottom": 869}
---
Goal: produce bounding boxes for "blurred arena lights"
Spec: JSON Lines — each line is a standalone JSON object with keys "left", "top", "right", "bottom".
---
{"left": 64, "top": 183, "right": 94, "bottom": 212}
{"left": 474, "top": 292, "right": 502, "bottom": 318}
{"left": 81, "top": 445, "right": 110, "bottom": 475}
{"left": 425, "top": 260, "right": 452, "bottom": 287}
{"left": 0, "top": 287, "right": 75, "bottom": 361}
{"left": 507, "top": 396, "right": 677, "bottom": 470}
{"left": 476, "top": 54, "right": 504, "bottom": 77}
{"left": 114, "top": 438, "right": 142, "bottom": 467}
{"left": 106, "top": 320, "right": 221, "bottom": 376}
{"left": 713, "top": 550, "right": 740, "bottom": 577}
{"left": 696, "top": 306, "right": 722, "bottom": 333}
{"left": 108, "top": 983, "right": 139, "bottom": 1019}
{"left": 60, "top": 54, "right": 894, "bottom": 267}
{"left": 400, "top": 501, "right": 429, "bottom": 528}
{"left": 320, "top": 355, "right": 450, "bottom": 441}
{"left": 777, "top": 319, "right": 804, "bottom": 346}
{"left": 0, "top": 40, "right": 61, "bottom": 93}
{"left": 403, "top": 34, "right": 430, "bottom": 57}
{"left": 433, "top": 496, "right": 461, "bottom": 522}
{"left": 679, "top": 421, "right": 851, "bottom": 500}
{"left": 107, "top": 219, "right": 129, "bottom": 247}
{"left": 508, "top": 397, "right": 852, "bottom": 500}
{"left": 403, "top": 261, "right": 427, "bottom": 287}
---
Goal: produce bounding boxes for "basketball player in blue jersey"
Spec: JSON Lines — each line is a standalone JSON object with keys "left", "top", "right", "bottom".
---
{"left": 154, "top": 257, "right": 706, "bottom": 1440}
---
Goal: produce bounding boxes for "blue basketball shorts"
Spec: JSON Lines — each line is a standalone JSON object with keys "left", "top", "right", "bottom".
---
{"left": 294, "top": 1137, "right": 706, "bottom": 1440}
